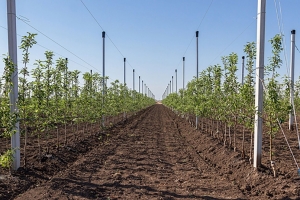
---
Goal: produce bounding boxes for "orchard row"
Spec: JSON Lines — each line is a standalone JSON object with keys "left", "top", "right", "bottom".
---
{"left": 163, "top": 34, "right": 300, "bottom": 177}
{"left": 0, "top": 33, "right": 155, "bottom": 168}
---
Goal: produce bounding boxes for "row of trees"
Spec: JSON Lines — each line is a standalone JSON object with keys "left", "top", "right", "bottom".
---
{"left": 0, "top": 33, "right": 155, "bottom": 169}
{"left": 163, "top": 34, "right": 299, "bottom": 177}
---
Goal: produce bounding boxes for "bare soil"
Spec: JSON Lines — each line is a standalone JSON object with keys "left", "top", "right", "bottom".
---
{"left": 1, "top": 104, "right": 300, "bottom": 199}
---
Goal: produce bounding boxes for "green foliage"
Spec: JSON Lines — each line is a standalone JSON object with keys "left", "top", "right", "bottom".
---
{"left": 266, "top": 34, "right": 283, "bottom": 77}
{"left": 264, "top": 34, "right": 288, "bottom": 135}
{"left": 0, "top": 56, "right": 18, "bottom": 138}
{"left": 0, "top": 149, "right": 15, "bottom": 168}
{"left": 163, "top": 34, "right": 295, "bottom": 163}
{"left": 19, "top": 32, "right": 37, "bottom": 65}
{"left": 240, "top": 42, "right": 256, "bottom": 129}
{"left": 0, "top": 32, "right": 155, "bottom": 169}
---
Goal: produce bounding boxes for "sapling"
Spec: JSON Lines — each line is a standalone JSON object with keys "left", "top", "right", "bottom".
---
{"left": 227, "top": 53, "right": 239, "bottom": 151}
{"left": 212, "top": 65, "right": 222, "bottom": 141}
{"left": 53, "top": 59, "right": 63, "bottom": 149}
{"left": 222, "top": 53, "right": 239, "bottom": 150}
{"left": 82, "top": 71, "right": 93, "bottom": 133}
{"left": 19, "top": 32, "right": 37, "bottom": 168}
{"left": 264, "top": 34, "right": 289, "bottom": 177}
{"left": 195, "top": 70, "right": 211, "bottom": 132}
{"left": 204, "top": 67, "right": 214, "bottom": 136}
{"left": 55, "top": 58, "right": 68, "bottom": 146}
{"left": 240, "top": 42, "right": 256, "bottom": 160}
{"left": 63, "top": 58, "right": 69, "bottom": 145}
{"left": 221, "top": 56, "right": 230, "bottom": 146}
{"left": 0, "top": 56, "right": 19, "bottom": 172}
{"left": 69, "top": 70, "right": 80, "bottom": 140}
{"left": 32, "top": 59, "right": 45, "bottom": 161}
{"left": 42, "top": 51, "right": 54, "bottom": 153}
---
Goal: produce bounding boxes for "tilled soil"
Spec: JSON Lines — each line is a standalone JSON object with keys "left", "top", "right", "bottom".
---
{"left": 1, "top": 104, "right": 300, "bottom": 199}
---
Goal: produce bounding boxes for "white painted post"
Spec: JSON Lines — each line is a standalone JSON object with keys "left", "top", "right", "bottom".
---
{"left": 167, "top": 84, "right": 169, "bottom": 96}
{"left": 241, "top": 56, "right": 245, "bottom": 85}
{"left": 172, "top": 76, "right": 174, "bottom": 93}
{"left": 175, "top": 69, "right": 177, "bottom": 93}
{"left": 123, "top": 58, "right": 126, "bottom": 119}
{"left": 196, "top": 31, "right": 199, "bottom": 129}
{"left": 289, "top": 30, "right": 296, "bottom": 130}
{"left": 7, "top": 0, "right": 20, "bottom": 171}
{"left": 196, "top": 31, "right": 199, "bottom": 79}
{"left": 139, "top": 76, "right": 140, "bottom": 93}
{"left": 166, "top": 86, "right": 167, "bottom": 96}
{"left": 254, "top": 0, "right": 266, "bottom": 168}
{"left": 183, "top": 57, "right": 185, "bottom": 91}
{"left": 124, "top": 58, "right": 126, "bottom": 86}
{"left": 102, "top": 31, "right": 105, "bottom": 127}
{"left": 133, "top": 69, "right": 135, "bottom": 91}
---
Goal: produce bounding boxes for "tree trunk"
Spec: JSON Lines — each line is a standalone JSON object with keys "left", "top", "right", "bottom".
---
{"left": 224, "top": 123, "right": 227, "bottom": 146}
{"left": 249, "top": 131, "right": 253, "bottom": 164}
{"left": 23, "top": 115, "right": 27, "bottom": 169}
{"left": 233, "top": 121, "right": 237, "bottom": 152}
{"left": 242, "top": 126, "right": 245, "bottom": 158}
{"left": 38, "top": 134, "right": 41, "bottom": 163}
{"left": 57, "top": 125, "right": 59, "bottom": 150}
{"left": 64, "top": 122, "right": 67, "bottom": 146}
{"left": 229, "top": 125, "right": 232, "bottom": 148}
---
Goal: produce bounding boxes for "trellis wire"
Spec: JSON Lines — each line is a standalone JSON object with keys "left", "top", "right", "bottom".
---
{"left": 277, "top": 118, "right": 299, "bottom": 169}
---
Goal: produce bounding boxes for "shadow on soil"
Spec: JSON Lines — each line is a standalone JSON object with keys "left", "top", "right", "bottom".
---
{"left": 50, "top": 177, "right": 246, "bottom": 200}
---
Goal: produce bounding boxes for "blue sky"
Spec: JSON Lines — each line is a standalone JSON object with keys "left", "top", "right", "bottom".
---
{"left": 1, "top": 0, "right": 300, "bottom": 99}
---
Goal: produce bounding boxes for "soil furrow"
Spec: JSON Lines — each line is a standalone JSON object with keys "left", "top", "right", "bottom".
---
{"left": 9, "top": 104, "right": 300, "bottom": 199}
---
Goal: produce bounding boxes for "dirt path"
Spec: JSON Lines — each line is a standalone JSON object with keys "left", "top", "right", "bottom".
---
{"left": 14, "top": 105, "right": 245, "bottom": 199}
{"left": 8, "top": 104, "right": 300, "bottom": 199}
